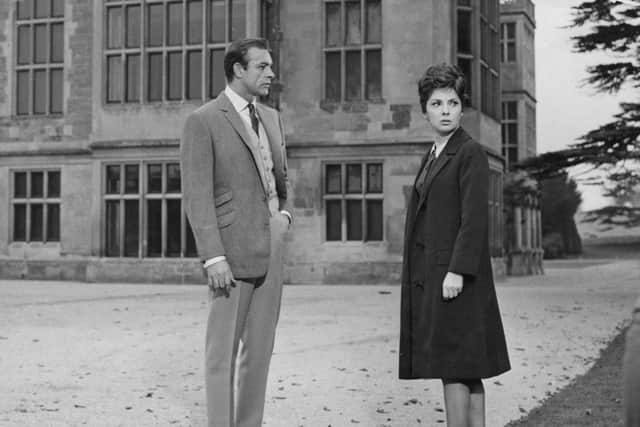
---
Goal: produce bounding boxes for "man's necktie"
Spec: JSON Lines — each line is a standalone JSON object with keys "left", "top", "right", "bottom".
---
{"left": 247, "top": 103, "right": 260, "bottom": 137}
{"left": 416, "top": 147, "right": 436, "bottom": 193}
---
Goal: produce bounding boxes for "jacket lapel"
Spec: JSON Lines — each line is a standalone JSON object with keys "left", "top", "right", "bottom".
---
{"left": 218, "top": 93, "right": 268, "bottom": 195}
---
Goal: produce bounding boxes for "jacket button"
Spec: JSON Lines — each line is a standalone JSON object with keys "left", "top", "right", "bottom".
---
{"left": 412, "top": 280, "right": 423, "bottom": 289}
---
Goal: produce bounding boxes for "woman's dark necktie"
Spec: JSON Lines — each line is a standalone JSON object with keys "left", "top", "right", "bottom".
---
{"left": 415, "top": 148, "right": 436, "bottom": 193}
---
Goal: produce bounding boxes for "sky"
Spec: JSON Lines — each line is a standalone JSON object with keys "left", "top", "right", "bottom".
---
{"left": 533, "top": 0, "right": 636, "bottom": 210}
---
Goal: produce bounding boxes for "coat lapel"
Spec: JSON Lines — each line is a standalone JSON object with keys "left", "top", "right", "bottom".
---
{"left": 416, "top": 127, "right": 471, "bottom": 211}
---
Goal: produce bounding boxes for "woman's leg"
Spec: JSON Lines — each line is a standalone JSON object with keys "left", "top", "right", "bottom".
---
{"left": 468, "top": 379, "right": 485, "bottom": 427}
{"left": 442, "top": 379, "right": 485, "bottom": 427}
{"left": 442, "top": 379, "right": 470, "bottom": 427}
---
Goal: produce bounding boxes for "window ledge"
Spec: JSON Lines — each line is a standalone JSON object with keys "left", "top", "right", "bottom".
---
{"left": 319, "top": 98, "right": 386, "bottom": 114}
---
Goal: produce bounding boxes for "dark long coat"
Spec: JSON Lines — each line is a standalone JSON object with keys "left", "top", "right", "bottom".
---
{"left": 399, "top": 128, "right": 511, "bottom": 380}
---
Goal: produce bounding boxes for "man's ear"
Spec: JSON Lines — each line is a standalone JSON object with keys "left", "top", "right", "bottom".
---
{"left": 233, "top": 62, "right": 245, "bottom": 79}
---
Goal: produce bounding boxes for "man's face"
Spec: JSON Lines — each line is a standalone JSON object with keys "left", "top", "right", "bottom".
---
{"left": 235, "top": 47, "right": 274, "bottom": 98}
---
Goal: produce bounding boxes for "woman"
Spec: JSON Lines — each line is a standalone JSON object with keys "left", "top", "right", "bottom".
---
{"left": 399, "top": 63, "right": 510, "bottom": 427}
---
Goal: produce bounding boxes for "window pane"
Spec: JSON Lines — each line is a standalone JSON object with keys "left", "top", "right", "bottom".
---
{"left": 52, "top": 0, "right": 64, "bottom": 17}
{"left": 187, "top": 50, "right": 202, "bottom": 100}
{"left": 345, "top": 51, "right": 361, "bottom": 100}
{"left": 34, "top": 0, "right": 49, "bottom": 18}
{"left": 346, "top": 164, "right": 362, "bottom": 193}
{"left": 14, "top": 204, "right": 27, "bottom": 241}
{"left": 367, "top": 164, "right": 382, "bottom": 193}
{"left": 147, "top": 199, "right": 162, "bottom": 257}
{"left": 507, "top": 101, "right": 517, "bottom": 119}
{"left": 124, "top": 164, "right": 139, "bottom": 194}
{"left": 126, "top": 5, "right": 141, "bottom": 48}
{"left": 187, "top": 0, "right": 203, "bottom": 44}
{"left": 231, "top": 0, "right": 246, "bottom": 41}
{"left": 105, "top": 200, "right": 120, "bottom": 256}
{"left": 366, "top": 200, "right": 383, "bottom": 241}
{"left": 186, "top": 219, "right": 198, "bottom": 257}
{"left": 166, "top": 200, "right": 182, "bottom": 257}
{"left": 325, "top": 52, "right": 341, "bottom": 101}
{"left": 147, "top": 164, "right": 162, "bottom": 193}
{"left": 17, "top": 71, "right": 30, "bottom": 115}
{"left": 50, "top": 68, "right": 63, "bottom": 113}
{"left": 326, "top": 200, "right": 342, "bottom": 241}
{"left": 508, "top": 123, "right": 517, "bottom": 144}
{"left": 508, "top": 147, "right": 518, "bottom": 165}
{"left": 457, "top": 57, "right": 472, "bottom": 106}
{"left": 106, "top": 165, "right": 121, "bottom": 194}
{"left": 30, "top": 171, "right": 43, "bottom": 197}
{"left": 51, "top": 23, "right": 63, "bottom": 63}
{"left": 166, "top": 163, "right": 181, "bottom": 193}
{"left": 47, "top": 203, "right": 60, "bottom": 241}
{"left": 107, "top": 55, "right": 122, "bottom": 103}
{"left": 209, "top": 49, "right": 225, "bottom": 98}
{"left": 507, "top": 42, "right": 516, "bottom": 61}
{"left": 326, "top": 164, "right": 341, "bottom": 194}
{"left": 124, "top": 200, "right": 139, "bottom": 257}
{"left": 126, "top": 54, "right": 140, "bottom": 102}
{"left": 345, "top": 1, "right": 361, "bottom": 45}
{"left": 366, "top": 0, "right": 381, "bottom": 44}
{"left": 30, "top": 203, "right": 44, "bottom": 241}
{"left": 34, "top": 24, "right": 47, "bottom": 63}
{"left": 167, "top": 51, "right": 183, "bottom": 100}
{"left": 107, "top": 6, "right": 123, "bottom": 49}
{"left": 325, "top": 2, "right": 341, "bottom": 47}
{"left": 346, "top": 200, "right": 362, "bottom": 240}
{"left": 365, "top": 49, "right": 381, "bottom": 99}
{"left": 210, "top": 0, "right": 225, "bottom": 43}
{"left": 33, "top": 70, "right": 47, "bottom": 114}
{"left": 17, "top": 0, "right": 33, "bottom": 20}
{"left": 147, "top": 53, "right": 163, "bottom": 101}
{"left": 47, "top": 171, "right": 60, "bottom": 197}
{"left": 507, "top": 22, "right": 515, "bottom": 38}
{"left": 167, "top": 2, "right": 183, "bottom": 46}
{"left": 457, "top": 9, "right": 472, "bottom": 54}
{"left": 147, "top": 3, "right": 163, "bottom": 46}
{"left": 17, "top": 25, "right": 31, "bottom": 65}
{"left": 15, "top": 172, "right": 28, "bottom": 198}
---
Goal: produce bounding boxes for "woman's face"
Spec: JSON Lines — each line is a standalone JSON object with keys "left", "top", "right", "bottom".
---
{"left": 424, "top": 87, "right": 462, "bottom": 136}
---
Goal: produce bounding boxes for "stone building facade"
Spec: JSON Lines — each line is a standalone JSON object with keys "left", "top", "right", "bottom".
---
{"left": 0, "top": 0, "right": 528, "bottom": 283}
{"left": 499, "top": 0, "right": 543, "bottom": 275}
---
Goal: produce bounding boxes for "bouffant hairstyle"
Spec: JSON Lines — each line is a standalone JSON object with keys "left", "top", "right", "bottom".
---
{"left": 224, "top": 38, "right": 269, "bottom": 82}
{"left": 418, "top": 63, "right": 467, "bottom": 114}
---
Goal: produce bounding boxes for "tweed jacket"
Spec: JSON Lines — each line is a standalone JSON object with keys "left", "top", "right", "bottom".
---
{"left": 180, "top": 92, "right": 292, "bottom": 278}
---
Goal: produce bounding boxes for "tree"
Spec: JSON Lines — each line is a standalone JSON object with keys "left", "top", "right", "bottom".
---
{"left": 540, "top": 172, "right": 583, "bottom": 258}
{"left": 518, "top": 0, "right": 640, "bottom": 228}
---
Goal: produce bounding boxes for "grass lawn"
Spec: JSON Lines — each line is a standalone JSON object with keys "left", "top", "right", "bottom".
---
{"left": 505, "top": 327, "right": 627, "bottom": 427}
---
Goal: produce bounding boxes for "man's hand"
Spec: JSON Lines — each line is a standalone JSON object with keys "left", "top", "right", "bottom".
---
{"left": 442, "top": 272, "right": 463, "bottom": 300}
{"left": 206, "top": 260, "right": 236, "bottom": 298}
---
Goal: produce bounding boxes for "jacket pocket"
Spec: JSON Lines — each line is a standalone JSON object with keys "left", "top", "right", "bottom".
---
{"left": 214, "top": 191, "right": 235, "bottom": 227}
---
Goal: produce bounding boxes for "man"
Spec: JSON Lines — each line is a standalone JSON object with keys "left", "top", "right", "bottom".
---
{"left": 180, "top": 38, "right": 292, "bottom": 427}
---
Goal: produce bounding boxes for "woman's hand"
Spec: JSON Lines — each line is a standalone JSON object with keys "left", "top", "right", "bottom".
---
{"left": 442, "top": 272, "right": 463, "bottom": 300}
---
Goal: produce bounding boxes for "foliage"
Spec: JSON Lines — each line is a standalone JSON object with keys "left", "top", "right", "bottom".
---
{"left": 517, "top": 0, "right": 640, "bottom": 227}
{"left": 540, "top": 172, "right": 583, "bottom": 257}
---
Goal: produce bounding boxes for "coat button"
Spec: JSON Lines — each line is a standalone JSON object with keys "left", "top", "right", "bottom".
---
{"left": 412, "top": 280, "right": 423, "bottom": 289}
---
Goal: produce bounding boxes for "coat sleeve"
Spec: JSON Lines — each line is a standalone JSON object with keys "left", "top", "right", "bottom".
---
{"left": 449, "top": 142, "right": 489, "bottom": 277}
{"left": 180, "top": 112, "right": 226, "bottom": 262}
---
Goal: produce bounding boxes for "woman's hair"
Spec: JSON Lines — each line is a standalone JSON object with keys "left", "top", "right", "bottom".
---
{"left": 418, "top": 63, "right": 467, "bottom": 113}
{"left": 224, "top": 38, "right": 269, "bottom": 82}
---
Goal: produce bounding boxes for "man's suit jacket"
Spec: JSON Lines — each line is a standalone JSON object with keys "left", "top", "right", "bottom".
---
{"left": 180, "top": 92, "right": 292, "bottom": 278}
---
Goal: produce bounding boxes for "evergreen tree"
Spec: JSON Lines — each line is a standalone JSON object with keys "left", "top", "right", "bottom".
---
{"left": 519, "top": 0, "right": 640, "bottom": 228}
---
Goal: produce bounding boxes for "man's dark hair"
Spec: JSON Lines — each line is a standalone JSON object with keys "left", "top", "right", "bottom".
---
{"left": 418, "top": 63, "right": 467, "bottom": 114}
{"left": 224, "top": 38, "right": 269, "bottom": 82}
